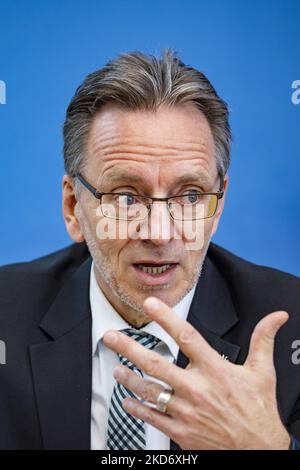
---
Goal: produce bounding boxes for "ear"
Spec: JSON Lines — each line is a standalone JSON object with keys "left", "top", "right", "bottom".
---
{"left": 211, "top": 173, "right": 229, "bottom": 238}
{"left": 62, "top": 175, "right": 85, "bottom": 243}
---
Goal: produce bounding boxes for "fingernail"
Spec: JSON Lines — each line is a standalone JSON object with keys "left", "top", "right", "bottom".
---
{"left": 113, "top": 366, "right": 123, "bottom": 380}
{"left": 145, "top": 297, "right": 160, "bottom": 311}
{"left": 124, "top": 399, "right": 134, "bottom": 411}
{"left": 104, "top": 331, "right": 118, "bottom": 344}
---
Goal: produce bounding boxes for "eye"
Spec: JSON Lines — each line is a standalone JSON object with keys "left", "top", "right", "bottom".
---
{"left": 182, "top": 190, "right": 201, "bottom": 204}
{"left": 116, "top": 193, "right": 138, "bottom": 207}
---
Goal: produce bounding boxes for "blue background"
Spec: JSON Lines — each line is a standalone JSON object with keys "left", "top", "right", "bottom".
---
{"left": 0, "top": 0, "right": 299, "bottom": 275}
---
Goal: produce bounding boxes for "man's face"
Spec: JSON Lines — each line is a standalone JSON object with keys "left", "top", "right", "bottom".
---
{"left": 64, "top": 103, "right": 227, "bottom": 327}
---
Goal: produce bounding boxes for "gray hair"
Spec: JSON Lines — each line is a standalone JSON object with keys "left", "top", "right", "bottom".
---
{"left": 63, "top": 49, "right": 231, "bottom": 194}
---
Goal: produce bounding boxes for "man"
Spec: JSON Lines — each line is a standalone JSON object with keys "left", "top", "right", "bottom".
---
{"left": 0, "top": 49, "right": 300, "bottom": 450}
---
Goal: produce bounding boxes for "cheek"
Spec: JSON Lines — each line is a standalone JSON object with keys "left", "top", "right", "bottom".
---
{"left": 204, "top": 218, "right": 214, "bottom": 238}
{"left": 91, "top": 212, "right": 126, "bottom": 258}
{"left": 181, "top": 249, "right": 204, "bottom": 273}
{"left": 98, "top": 238, "right": 128, "bottom": 266}
{"left": 179, "top": 218, "right": 212, "bottom": 248}
{"left": 81, "top": 208, "right": 131, "bottom": 274}
{"left": 180, "top": 220, "right": 212, "bottom": 273}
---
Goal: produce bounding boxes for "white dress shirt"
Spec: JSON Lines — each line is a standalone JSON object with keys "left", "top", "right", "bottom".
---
{"left": 90, "top": 261, "right": 196, "bottom": 450}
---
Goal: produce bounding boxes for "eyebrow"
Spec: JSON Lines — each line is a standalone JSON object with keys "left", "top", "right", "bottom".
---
{"left": 173, "top": 173, "right": 212, "bottom": 186}
{"left": 101, "top": 173, "right": 145, "bottom": 186}
{"left": 101, "top": 172, "right": 212, "bottom": 188}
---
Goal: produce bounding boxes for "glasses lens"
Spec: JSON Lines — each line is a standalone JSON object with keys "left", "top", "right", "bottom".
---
{"left": 101, "top": 194, "right": 149, "bottom": 220}
{"left": 169, "top": 194, "right": 218, "bottom": 220}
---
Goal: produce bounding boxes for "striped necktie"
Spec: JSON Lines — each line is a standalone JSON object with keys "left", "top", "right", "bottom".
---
{"left": 106, "top": 328, "right": 161, "bottom": 450}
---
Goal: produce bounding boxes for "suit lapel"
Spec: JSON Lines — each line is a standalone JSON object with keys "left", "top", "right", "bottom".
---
{"left": 29, "top": 257, "right": 93, "bottom": 449}
{"left": 170, "top": 256, "right": 240, "bottom": 450}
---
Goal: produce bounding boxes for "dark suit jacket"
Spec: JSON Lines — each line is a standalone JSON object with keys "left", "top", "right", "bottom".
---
{"left": 0, "top": 241, "right": 300, "bottom": 449}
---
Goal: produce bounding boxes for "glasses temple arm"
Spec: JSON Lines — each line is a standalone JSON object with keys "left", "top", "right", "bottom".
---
{"left": 75, "top": 173, "right": 100, "bottom": 197}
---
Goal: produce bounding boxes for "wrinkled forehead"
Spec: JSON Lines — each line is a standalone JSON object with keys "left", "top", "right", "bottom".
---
{"left": 85, "top": 103, "right": 218, "bottom": 189}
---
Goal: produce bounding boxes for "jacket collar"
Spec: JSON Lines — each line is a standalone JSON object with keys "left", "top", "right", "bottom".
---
{"left": 39, "top": 256, "right": 93, "bottom": 339}
{"left": 29, "top": 257, "right": 93, "bottom": 449}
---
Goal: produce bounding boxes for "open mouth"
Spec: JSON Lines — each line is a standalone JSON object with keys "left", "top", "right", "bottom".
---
{"left": 135, "top": 263, "right": 175, "bottom": 275}
{"left": 131, "top": 259, "right": 179, "bottom": 285}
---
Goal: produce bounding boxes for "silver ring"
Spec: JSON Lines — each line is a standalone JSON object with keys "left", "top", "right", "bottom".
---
{"left": 156, "top": 388, "right": 174, "bottom": 414}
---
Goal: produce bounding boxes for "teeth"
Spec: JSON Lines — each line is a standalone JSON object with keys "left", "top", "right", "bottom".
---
{"left": 137, "top": 264, "right": 172, "bottom": 274}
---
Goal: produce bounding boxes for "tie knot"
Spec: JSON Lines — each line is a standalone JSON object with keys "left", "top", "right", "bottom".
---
{"left": 118, "top": 328, "right": 161, "bottom": 370}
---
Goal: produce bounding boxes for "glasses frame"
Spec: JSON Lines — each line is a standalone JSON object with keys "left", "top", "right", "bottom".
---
{"left": 75, "top": 172, "right": 224, "bottom": 221}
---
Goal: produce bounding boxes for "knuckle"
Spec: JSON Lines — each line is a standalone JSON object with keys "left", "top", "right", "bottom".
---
{"left": 179, "top": 406, "right": 194, "bottom": 424}
{"left": 246, "top": 356, "right": 259, "bottom": 369}
{"left": 179, "top": 323, "right": 198, "bottom": 343}
{"left": 146, "top": 354, "right": 162, "bottom": 377}
{"left": 144, "top": 409, "right": 156, "bottom": 426}
{"left": 171, "top": 426, "right": 184, "bottom": 444}
{"left": 141, "top": 381, "right": 156, "bottom": 403}
{"left": 189, "top": 386, "right": 205, "bottom": 406}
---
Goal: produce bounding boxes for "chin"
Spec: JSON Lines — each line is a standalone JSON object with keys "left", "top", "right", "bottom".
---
{"left": 139, "top": 285, "right": 183, "bottom": 307}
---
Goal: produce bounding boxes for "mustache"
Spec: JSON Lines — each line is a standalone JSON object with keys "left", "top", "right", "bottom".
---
{"left": 132, "top": 250, "right": 182, "bottom": 260}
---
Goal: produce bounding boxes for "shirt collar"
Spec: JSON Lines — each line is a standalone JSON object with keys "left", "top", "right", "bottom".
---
{"left": 90, "top": 261, "right": 196, "bottom": 360}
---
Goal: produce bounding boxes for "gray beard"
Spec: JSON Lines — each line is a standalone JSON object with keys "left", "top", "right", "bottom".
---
{"left": 79, "top": 207, "right": 210, "bottom": 316}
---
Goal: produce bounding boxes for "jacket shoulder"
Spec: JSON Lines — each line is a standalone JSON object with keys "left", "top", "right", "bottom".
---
{"left": 208, "top": 242, "right": 300, "bottom": 325}
{"left": 0, "top": 242, "right": 90, "bottom": 282}
{"left": 0, "top": 242, "right": 91, "bottom": 332}
{"left": 208, "top": 242, "right": 300, "bottom": 283}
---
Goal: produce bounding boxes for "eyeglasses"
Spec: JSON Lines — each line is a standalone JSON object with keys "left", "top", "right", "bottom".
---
{"left": 75, "top": 172, "right": 224, "bottom": 221}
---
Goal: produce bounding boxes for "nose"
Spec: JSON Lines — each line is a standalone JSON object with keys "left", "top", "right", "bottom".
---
{"left": 140, "top": 201, "right": 174, "bottom": 246}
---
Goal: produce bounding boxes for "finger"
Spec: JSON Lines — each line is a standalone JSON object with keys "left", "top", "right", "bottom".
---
{"left": 143, "top": 297, "right": 221, "bottom": 366}
{"left": 122, "top": 397, "right": 182, "bottom": 443}
{"left": 245, "top": 310, "right": 289, "bottom": 371}
{"left": 113, "top": 364, "right": 177, "bottom": 415}
{"left": 103, "top": 330, "right": 186, "bottom": 391}
{"left": 114, "top": 365, "right": 197, "bottom": 424}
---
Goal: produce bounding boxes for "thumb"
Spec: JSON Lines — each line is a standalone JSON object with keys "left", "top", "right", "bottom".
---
{"left": 245, "top": 311, "right": 289, "bottom": 371}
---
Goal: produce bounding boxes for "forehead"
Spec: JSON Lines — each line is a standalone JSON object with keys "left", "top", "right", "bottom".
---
{"left": 86, "top": 103, "right": 217, "bottom": 186}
